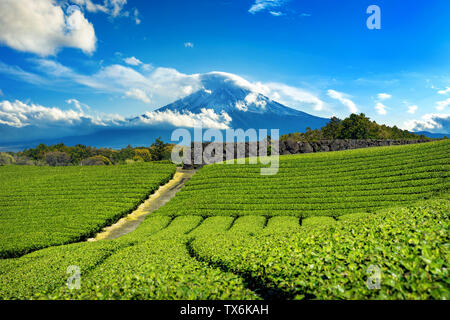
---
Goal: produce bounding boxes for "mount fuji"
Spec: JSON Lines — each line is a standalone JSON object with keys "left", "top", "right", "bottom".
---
{"left": 156, "top": 72, "right": 329, "bottom": 133}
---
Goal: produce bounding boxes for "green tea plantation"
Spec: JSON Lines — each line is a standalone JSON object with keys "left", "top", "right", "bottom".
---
{"left": 0, "top": 140, "right": 448, "bottom": 299}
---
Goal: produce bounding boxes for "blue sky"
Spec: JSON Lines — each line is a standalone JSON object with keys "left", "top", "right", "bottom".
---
{"left": 0, "top": 0, "right": 449, "bottom": 134}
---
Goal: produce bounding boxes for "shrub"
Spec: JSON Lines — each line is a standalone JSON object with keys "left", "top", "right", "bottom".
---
{"left": 13, "top": 156, "right": 35, "bottom": 166}
{"left": 132, "top": 155, "right": 144, "bottom": 162}
{"left": 150, "top": 137, "right": 169, "bottom": 161}
{"left": 80, "top": 155, "right": 112, "bottom": 166}
{"left": 45, "top": 151, "right": 71, "bottom": 166}
{"left": 0, "top": 153, "right": 14, "bottom": 165}
{"left": 134, "top": 149, "right": 152, "bottom": 162}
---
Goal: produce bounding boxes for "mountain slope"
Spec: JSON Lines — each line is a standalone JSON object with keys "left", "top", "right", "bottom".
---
{"left": 157, "top": 72, "right": 329, "bottom": 133}
{"left": 412, "top": 131, "right": 448, "bottom": 139}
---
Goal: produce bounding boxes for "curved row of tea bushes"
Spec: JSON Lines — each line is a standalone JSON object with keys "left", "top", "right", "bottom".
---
{"left": 0, "top": 215, "right": 259, "bottom": 299}
{"left": 0, "top": 163, "right": 177, "bottom": 258}
{"left": 153, "top": 140, "right": 449, "bottom": 217}
{"left": 191, "top": 199, "right": 450, "bottom": 299}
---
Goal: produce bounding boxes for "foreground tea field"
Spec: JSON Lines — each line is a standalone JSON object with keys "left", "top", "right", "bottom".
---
{"left": 0, "top": 140, "right": 448, "bottom": 299}
{"left": 0, "top": 199, "right": 448, "bottom": 299}
{"left": 0, "top": 163, "right": 176, "bottom": 258}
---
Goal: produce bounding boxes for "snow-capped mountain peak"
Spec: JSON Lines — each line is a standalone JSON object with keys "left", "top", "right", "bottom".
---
{"left": 154, "top": 72, "right": 329, "bottom": 133}
{"left": 158, "top": 72, "right": 303, "bottom": 116}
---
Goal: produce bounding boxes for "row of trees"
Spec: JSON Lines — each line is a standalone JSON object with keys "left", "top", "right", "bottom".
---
{"left": 281, "top": 113, "right": 432, "bottom": 142}
{"left": 1, "top": 114, "right": 440, "bottom": 166}
{"left": 0, "top": 138, "right": 173, "bottom": 167}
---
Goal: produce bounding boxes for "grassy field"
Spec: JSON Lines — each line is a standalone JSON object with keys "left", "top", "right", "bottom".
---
{"left": 0, "top": 163, "right": 176, "bottom": 258}
{"left": 0, "top": 140, "right": 448, "bottom": 299}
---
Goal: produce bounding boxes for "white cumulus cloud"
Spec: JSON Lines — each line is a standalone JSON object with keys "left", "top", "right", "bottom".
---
{"left": 72, "top": 0, "right": 140, "bottom": 24}
{"left": 375, "top": 102, "right": 388, "bottom": 115}
{"left": 327, "top": 89, "right": 358, "bottom": 113}
{"left": 184, "top": 42, "right": 194, "bottom": 48}
{"left": 0, "top": 99, "right": 230, "bottom": 132}
{"left": 0, "top": 99, "right": 235, "bottom": 144}
{"left": 0, "top": 0, "right": 96, "bottom": 56}
{"left": 137, "top": 108, "right": 231, "bottom": 130}
{"left": 71, "top": 0, "right": 127, "bottom": 17}
{"left": 71, "top": 0, "right": 107, "bottom": 14}
{"left": 0, "top": 99, "right": 88, "bottom": 128}
{"left": 436, "top": 98, "right": 450, "bottom": 111}
{"left": 437, "top": 87, "right": 450, "bottom": 95}
{"left": 66, "top": 98, "right": 91, "bottom": 113}
{"left": 377, "top": 93, "right": 392, "bottom": 100}
{"left": 269, "top": 11, "right": 283, "bottom": 16}
{"left": 259, "top": 83, "right": 324, "bottom": 111}
{"left": 235, "top": 101, "right": 248, "bottom": 112}
{"left": 249, "top": 0, "right": 287, "bottom": 14}
{"left": 407, "top": 105, "right": 418, "bottom": 114}
{"left": 403, "top": 113, "right": 450, "bottom": 133}
{"left": 123, "top": 56, "right": 142, "bottom": 66}
{"left": 133, "top": 8, "right": 141, "bottom": 25}
{"left": 28, "top": 60, "right": 204, "bottom": 107}
{"left": 125, "top": 88, "right": 150, "bottom": 103}
{"left": 244, "top": 92, "right": 267, "bottom": 109}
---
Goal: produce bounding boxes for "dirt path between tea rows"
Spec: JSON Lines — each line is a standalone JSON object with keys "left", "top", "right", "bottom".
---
{"left": 88, "top": 168, "right": 197, "bottom": 241}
